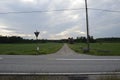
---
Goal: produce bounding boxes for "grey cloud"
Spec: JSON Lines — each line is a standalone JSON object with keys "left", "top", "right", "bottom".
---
{"left": 0, "top": 0, "right": 120, "bottom": 39}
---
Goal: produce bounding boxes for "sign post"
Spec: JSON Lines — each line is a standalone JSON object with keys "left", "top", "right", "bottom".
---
{"left": 34, "top": 30, "right": 40, "bottom": 54}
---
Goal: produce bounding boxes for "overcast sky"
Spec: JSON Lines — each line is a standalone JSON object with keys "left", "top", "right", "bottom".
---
{"left": 0, "top": 0, "right": 120, "bottom": 39}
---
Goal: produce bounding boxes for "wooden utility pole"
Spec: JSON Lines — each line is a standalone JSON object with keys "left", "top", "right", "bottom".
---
{"left": 85, "top": 0, "right": 90, "bottom": 52}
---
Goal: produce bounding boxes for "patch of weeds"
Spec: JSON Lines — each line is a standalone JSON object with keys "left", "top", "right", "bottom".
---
{"left": 74, "top": 49, "right": 81, "bottom": 53}
{"left": 89, "top": 50, "right": 96, "bottom": 55}
{"left": 86, "top": 49, "right": 112, "bottom": 56}
{"left": 36, "top": 50, "right": 48, "bottom": 55}
{"left": 5, "top": 51, "right": 18, "bottom": 55}
{"left": 97, "top": 75, "right": 120, "bottom": 80}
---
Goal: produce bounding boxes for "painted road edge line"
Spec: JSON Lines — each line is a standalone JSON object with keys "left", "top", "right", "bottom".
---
{"left": 56, "top": 58, "right": 120, "bottom": 61}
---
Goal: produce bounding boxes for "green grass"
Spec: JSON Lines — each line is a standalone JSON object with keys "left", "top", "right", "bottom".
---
{"left": 97, "top": 75, "right": 120, "bottom": 80}
{"left": 0, "top": 43, "right": 63, "bottom": 55}
{"left": 68, "top": 43, "right": 120, "bottom": 56}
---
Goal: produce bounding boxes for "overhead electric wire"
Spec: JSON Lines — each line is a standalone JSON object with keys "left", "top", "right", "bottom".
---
{"left": 88, "top": 8, "right": 120, "bottom": 13}
{"left": 0, "top": 8, "right": 120, "bottom": 14}
{"left": 0, "top": 8, "right": 85, "bottom": 14}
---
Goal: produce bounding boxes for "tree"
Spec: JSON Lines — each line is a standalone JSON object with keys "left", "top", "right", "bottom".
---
{"left": 68, "top": 37, "right": 74, "bottom": 44}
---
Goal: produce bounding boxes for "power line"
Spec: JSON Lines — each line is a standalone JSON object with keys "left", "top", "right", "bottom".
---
{"left": 89, "top": 8, "right": 120, "bottom": 13}
{"left": 0, "top": 8, "right": 120, "bottom": 14}
{"left": 0, "top": 8, "right": 84, "bottom": 14}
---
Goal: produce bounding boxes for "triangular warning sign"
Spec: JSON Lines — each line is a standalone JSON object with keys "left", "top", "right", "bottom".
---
{"left": 34, "top": 31, "right": 39, "bottom": 38}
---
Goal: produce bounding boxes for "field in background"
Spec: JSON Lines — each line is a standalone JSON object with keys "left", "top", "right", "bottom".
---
{"left": 0, "top": 43, "right": 63, "bottom": 55}
{"left": 68, "top": 43, "right": 120, "bottom": 56}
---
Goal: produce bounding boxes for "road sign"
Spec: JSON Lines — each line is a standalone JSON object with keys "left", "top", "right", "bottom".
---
{"left": 34, "top": 30, "right": 40, "bottom": 53}
{"left": 34, "top": 31, "right": 39, "bottom": 39}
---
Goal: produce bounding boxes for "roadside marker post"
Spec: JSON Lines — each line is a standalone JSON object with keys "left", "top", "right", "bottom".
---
{"left": 34, "top": 30, "right": 40, "bottom": 54}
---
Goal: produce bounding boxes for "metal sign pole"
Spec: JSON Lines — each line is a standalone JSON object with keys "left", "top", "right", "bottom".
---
{"left": 34, "top": 30, "right": 40, "bottom": 54}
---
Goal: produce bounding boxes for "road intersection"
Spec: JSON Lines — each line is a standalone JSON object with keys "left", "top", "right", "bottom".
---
{"left": 0, "top": 44, "right": 120, "bottom": 74}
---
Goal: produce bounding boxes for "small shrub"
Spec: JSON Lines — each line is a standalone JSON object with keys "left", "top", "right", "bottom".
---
{"left": 6, "top": 52, "right": 18, "bottom": 55}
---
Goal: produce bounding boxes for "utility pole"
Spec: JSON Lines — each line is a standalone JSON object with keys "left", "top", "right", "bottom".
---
{"left": 85, "top": 0, "right": 90, "bottom": 52}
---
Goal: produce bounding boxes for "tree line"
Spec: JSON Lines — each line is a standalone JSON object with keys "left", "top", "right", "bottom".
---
{"left": 68, "top": 36, "right": 120, "bottom": 44}
{"left": 96, "top": 37, "right": 120, "bottom": 43}
{"left": 0, "top": 36, "right": 65, "bottom": 43}
{"left": 0, "top": 35, "right": 120, "bottom": 43}
{"left": 68, "top": 36, "right": 96, "bottom": 44}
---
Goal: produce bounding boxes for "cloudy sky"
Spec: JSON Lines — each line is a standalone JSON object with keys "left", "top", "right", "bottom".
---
{"left": 0, "top": 0, "right": 120, "bottom": 39}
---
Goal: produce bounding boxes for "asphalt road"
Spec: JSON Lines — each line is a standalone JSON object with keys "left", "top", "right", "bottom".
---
{"left": 0, "top": 44, "right": 120, "bottom": 74}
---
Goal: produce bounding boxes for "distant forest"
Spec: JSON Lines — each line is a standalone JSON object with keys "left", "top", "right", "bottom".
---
{"left": 0, "top": 35, "right": 120, "bottom": 43}
{"left": 0, "top": 36, "right": 62, "bottom": 43}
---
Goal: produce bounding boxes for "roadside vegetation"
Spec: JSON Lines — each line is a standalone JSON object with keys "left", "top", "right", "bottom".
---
{"left": 68, "top": 43, "right": 120, "bottom": 56}
{"left": 0, "top": 35, "right": 120, "bottom": 56}
{"left": 0, "top": 76, "right": 68, "bottom": 80}
{"left": 97, "top": 75, "right": 120, "bottom": 80}
{"left": 0, "top": 75, "right": 119, "bottom": 80}
{"left": 0, "top": 43, "right": 63, "bottom": 55}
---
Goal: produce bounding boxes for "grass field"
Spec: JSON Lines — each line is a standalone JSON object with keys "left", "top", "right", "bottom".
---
{"left": 68, "top": 43, "right": 120, "bottom": 56}
{"left": 0, "top": 43, "right": 63, "bottom": 55}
